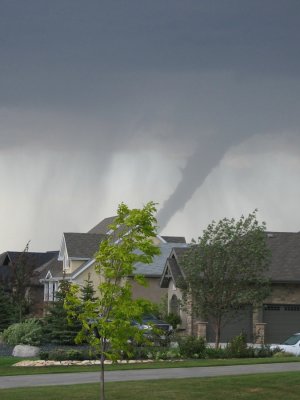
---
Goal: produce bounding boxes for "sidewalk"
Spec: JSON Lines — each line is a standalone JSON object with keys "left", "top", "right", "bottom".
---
{"left": 1, "top": 362, "right": 300, "bottom": 389}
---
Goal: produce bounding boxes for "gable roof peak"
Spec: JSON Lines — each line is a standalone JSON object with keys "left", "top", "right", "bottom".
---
{"left": 62, "top": 232, "right": 106, "bottom": 259}
{"left": 87, "top": 216, "right": 117, "bottom": 234}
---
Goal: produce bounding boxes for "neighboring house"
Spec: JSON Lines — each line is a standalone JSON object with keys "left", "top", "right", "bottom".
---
{"left": 38, "top": 217, "right": 187, "bottom": 308}
{"left": 0, "top": 250, "right": 58, "bottom": 316}
{"left": 160, "top": 232, "right": 300, "bottom": 344}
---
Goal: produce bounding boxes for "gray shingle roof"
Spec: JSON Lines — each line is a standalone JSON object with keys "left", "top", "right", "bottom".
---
{"left": 87, "top": 217, "right": 117, "bottom": 234}
{"left": 161, "top": 236, "right": 186, "bottom": 244}
{"left": 0, "top": 251, "right": 58, "bottom": 268}
{"left": 133, "top": 242, "right": 187, "bottom": 277}
{"left": 162, "top": 256, "right": 185, "bottom": 288}
{"left": 64, "top": 233, "right": 106, "bottom": 259}
{"left": 160, "top": 232, "right": 300, "bottom": 286}
{"left": 0, "top": 251, "right": 59, "bottom": 284}
{"left": 266, "top": 232, "right": 300, "bottom": 282}
{"left": 33, "top": 257, "right": 63, "bottom": 281}
{"left": 160, "top": 247, "right": 189, "bottom": 288}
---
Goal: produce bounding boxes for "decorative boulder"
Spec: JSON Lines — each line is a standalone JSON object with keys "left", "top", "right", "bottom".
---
{"left": 12, "top": 344, "right": 40, "bottom": 358}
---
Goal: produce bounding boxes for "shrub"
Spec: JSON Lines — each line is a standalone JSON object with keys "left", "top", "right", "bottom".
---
{"left": 226, "top": 332, "right": 252, "bottom": 358}
{"left": 2, "top": 318, "right": 43, "bottom": 346}
{"left": 42, "top": 348, "right": 86, "bottom": 361}
{"left": 130, "top": 345, "right": 151, "bottom": 360}
{"left": 47, "top": 349, "right": 68, "bottom": 361}
{"left": 39, "top": 350, "right": 49, "bottom": 360}
{"left": 205, "top": 346, "right": 229, "bottom": 359}
{"left": 254, "top": 344, "right": 274, "bottom": 358}
{"left": 165, "top": 348, "right": 181, "bottom": 359}
{"left": 66, "top": 349, "right": 85, "bottom": 360}
{"left": 273, "top": 350, "right": 296, "bottom": 358}
{"left": 177, "top": 336, "right": 207, "bottom": 358}
{"left": 165, "top": 313, "right": 182, "bottom": 329}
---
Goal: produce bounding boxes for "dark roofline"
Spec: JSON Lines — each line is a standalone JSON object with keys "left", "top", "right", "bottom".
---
{"left": 160, "top": 236, "right": 186, "bottom": 244}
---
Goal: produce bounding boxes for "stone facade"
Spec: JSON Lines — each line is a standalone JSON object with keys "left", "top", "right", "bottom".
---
{"left": 265, "top": 283, "right": 300, "bottom": 304}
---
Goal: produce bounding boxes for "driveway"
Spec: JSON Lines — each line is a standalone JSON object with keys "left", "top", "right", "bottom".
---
{"left": 1, "top": 362, "right": 300, "bottom": 389}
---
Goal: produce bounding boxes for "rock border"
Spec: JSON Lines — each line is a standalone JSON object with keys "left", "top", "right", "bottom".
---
{"left": 13, "top": 359, "right": 161, "bottom": 367}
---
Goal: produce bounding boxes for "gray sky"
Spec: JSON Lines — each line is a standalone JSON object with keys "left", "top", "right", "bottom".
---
{"left": 1, "top": 0, "right": 300, "bottom": 253}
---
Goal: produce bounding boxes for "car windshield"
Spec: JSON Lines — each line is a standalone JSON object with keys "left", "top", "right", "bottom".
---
{"left": 282, "top": 334, "right": 300, "bottom": 345}
{"left": 142, "top": 314, "right": 158, "bottom": 321}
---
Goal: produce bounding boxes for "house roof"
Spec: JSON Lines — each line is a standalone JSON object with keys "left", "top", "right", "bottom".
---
{"left": 161, "top": 255, "right": 185, "bottom": 288}
{"left": 33, "top": 256, "right": 63, "bottom": 282}
{"left": 37, "top": 214, "right": 188, "bottom": 282}
{"left": 265, "top": 232, "right": 300, "bottom": 282}
{"left": 161, "top": 236, "right": 186, "bottom": 244}
{"left": 87, "top": 217, "right": 117, "bottom": 234}
{"left": 63, "top": 233, "right": 106, "bottom": 259}
{"left": 133, "top": 241, "right": 187, "bottom": 277}
{"left": 0, "top": 251, "right": 58, "bottom": 268}
{"left": 160, "top": 247, "right": 189, "bottom": 287}
{"left": 88, "top": 217, "right": 187, "bottom": 242}
{"left": 160, "top": 232, "right": 300, "bottom": 287}
{"left": 0, "top": 251, "right": 59, "bottom": 284}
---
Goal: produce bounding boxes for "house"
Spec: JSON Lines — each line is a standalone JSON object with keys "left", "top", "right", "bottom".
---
{"left": 160, "top": 232, "right": 300, "bottom": 344}
{"left": 0, "top": 250, "right": 58, "bottom": 316}
{"left": 38, "top": 217, "right": 187, "bottom": 307}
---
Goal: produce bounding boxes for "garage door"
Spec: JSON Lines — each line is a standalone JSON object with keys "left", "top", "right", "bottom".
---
{"left": 263, "top": 304, "right": 300, "bottom": 344}
{"left": 207, "top": 306, "right": 253, "bottom": 343}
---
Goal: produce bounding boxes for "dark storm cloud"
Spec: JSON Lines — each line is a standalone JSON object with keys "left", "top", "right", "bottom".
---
{"left": 0, "top": 0, "right": 300, "bottom": 232}
{"left": 1, "top": 0, "right": 299, "bottom": 110}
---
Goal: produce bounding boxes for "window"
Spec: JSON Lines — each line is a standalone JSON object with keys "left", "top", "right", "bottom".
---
{"left": 170, "top": 294, "right": 180, "bottom": 316}
{"left": 44, "top": 281, "right": 58, "bottom": 302}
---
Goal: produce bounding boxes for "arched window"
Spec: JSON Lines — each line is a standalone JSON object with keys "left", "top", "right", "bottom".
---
{"left": 170, "top": 294, "right": 180, "bottom": 316}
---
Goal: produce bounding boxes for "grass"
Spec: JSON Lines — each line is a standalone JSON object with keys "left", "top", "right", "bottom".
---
{"left": 0, "top": 355, "right": 299, "bottom": 376}
{"left": 1, "top": 372, "right": 300, "bottom": 399}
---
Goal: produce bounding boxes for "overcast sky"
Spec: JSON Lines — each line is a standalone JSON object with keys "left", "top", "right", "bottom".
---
{"left": 1, "top": 0, "right": 300, "bottom": 253}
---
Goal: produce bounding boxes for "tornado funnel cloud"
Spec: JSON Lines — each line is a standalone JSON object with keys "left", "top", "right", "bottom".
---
{"left": 157, "top": 136, "right": 229, "bottom": 231}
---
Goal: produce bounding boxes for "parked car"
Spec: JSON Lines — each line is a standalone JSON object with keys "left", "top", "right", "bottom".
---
{"left": 131, "top": 314, "right": 173, "bottom": 339}
{"left": 89, "top": 314, "right": 173, "bottom": 341}
{"left": 270, "top": 333, "right": 300, "bottom": 356}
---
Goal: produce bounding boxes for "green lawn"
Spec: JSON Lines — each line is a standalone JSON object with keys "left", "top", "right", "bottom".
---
{"left": 0, "top": 355, "right": 299, "bottom": 376}
{"left": 1, "top": 372, "right": 300, "bottom": 399}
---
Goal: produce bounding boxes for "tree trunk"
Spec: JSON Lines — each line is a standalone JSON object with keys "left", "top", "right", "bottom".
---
{"left": 100, "top": 339, "right": 106, "bottom": 400}
{"left": 100, "top": 354, "right": 105, "bottom": 400}
{"left": 215, "top": 318, "right": 221, "bottom": 349}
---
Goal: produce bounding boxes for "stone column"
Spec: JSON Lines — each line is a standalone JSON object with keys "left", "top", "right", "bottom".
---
{"left": 185, "top": 294, "right": 194, "bottom": 335}
{"left": 186, "top": 312, "right": 193, "bottom": 336}
{"left": 255, "top": 323, "right": 267, "bottom": 344}
{"left": 197, "top": 322, "right": 208, "bottom": 340}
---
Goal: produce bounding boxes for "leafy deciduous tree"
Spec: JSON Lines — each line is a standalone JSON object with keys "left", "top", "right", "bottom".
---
{"left": 179, "top": 210, "right": 271, "bottom": 348}
{"left": 65, "top": 201, "right": 160, "bottom": 400}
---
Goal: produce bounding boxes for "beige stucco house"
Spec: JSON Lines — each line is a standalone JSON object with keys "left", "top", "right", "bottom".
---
{"left": 39, "top": 217, "right": 187, "bottom": 307}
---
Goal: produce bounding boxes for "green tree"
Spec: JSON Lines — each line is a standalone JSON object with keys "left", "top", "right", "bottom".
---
{"left": 80, "top": 273, "right": 97, "bottom": 302}
{"left": 43, "top": 280, "right": 81, "bottom": 345}
{"left": 0, "top": 285, "right": 15, "bottom": 332}
{"left": 11, "top": 242, "right": 32, "bottom": 322}
{"left": 65, "top": 201, "right": 160, "bottom": 400}
{"left": 179, "top": 210, "right": 271, "bottom": 348}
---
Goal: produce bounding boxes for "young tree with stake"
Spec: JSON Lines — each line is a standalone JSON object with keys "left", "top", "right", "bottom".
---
{"left": 65, "top": 201, "right": 160, "bottom": 400}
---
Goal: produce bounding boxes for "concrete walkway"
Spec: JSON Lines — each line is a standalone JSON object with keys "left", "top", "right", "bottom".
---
{"left": 1, "top": 362, "right": 300, "bottom": 389}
